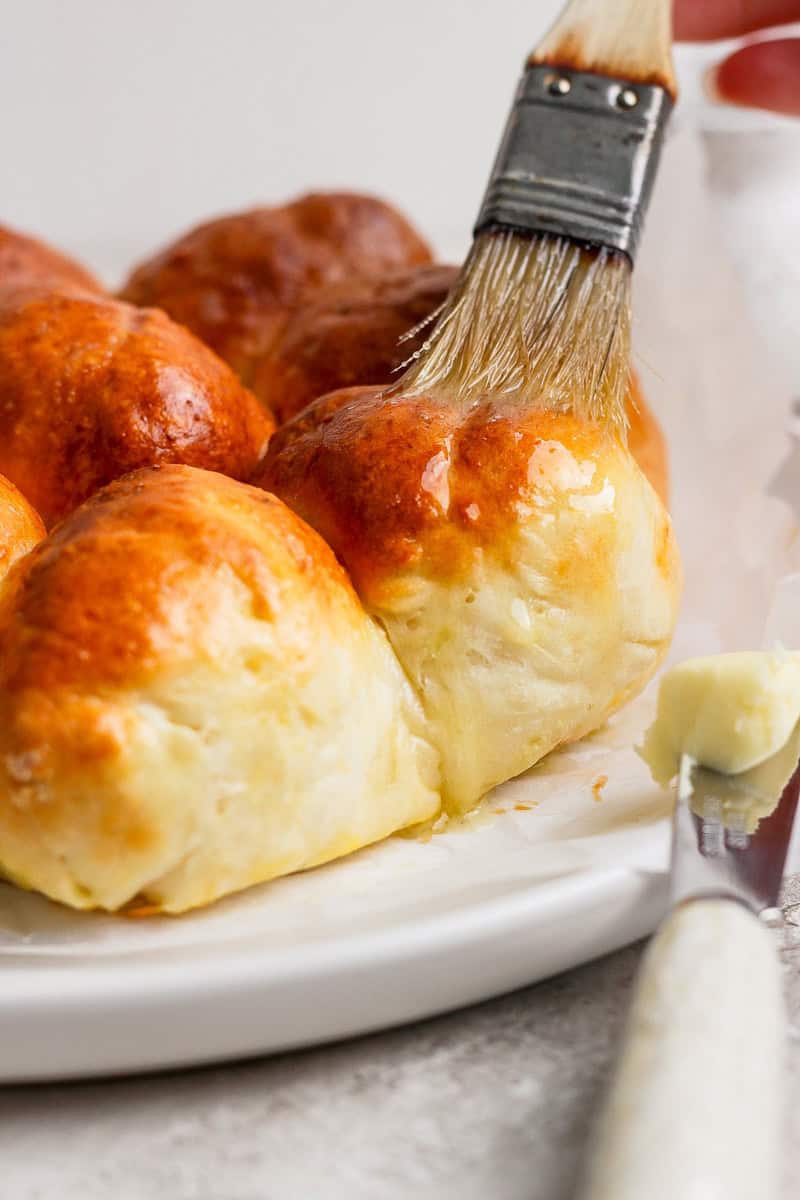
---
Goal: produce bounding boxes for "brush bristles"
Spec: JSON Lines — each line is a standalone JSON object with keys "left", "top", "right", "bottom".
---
{"left": 395, "top": 230, "right": 631, "bottom": 434}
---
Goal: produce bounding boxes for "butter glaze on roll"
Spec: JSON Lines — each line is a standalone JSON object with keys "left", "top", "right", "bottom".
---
{"left": 0, "top": 475, "right": 44, "bottom": 582}
{"left": 253, "top": 261, "right": 669, "bottom": 504}
{"left": 0, "top": 466, "right": 439, "bottom": 913}
{"left": 0, "top": 288, "right": 274, "bottom": 527}
{"left": 260, "top": 387, "right": 681, "bottom": 811}
{"left": 120, "top": 192, "right": 433, "bottom": 386}
{"left": 0, "top": 224, "right": 102, "bottom": 296}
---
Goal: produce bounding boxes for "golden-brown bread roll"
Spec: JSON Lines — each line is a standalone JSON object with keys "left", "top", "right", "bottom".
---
{"left": 251, "top": 262, "right": 670, "bottom": 504}
{"left": 259, "top": 387, "right": 681, "bottom": 812}
{"left": 0, "top": 465, "right": 439, "bottom": 913}
{"left": 119, "top": 192, "right": 433, "bottom": 385}
{"left": 0, "top": 224, "right": 102, "bottom": 295}
{"left": 254, "top": 264, "right": 458, "bottom": 423}
{"left": 0, "top": 288, "right": 274, "bottom": 527}
{"left": 0, "top": 474, "right": 44, "bottom": 582}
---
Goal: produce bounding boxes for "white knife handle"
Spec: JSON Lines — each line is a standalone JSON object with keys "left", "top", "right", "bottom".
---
{"left": 579, "top": 898, "right": 785, "bottom": 1200}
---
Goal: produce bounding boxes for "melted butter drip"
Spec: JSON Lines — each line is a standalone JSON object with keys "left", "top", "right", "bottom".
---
{"left": 396, "top": 793, "right": 539, "bottom": 843}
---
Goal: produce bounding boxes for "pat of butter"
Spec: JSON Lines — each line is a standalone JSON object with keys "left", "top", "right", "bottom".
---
{"left": 640, "top": 651, "right": 800, "bottom": 784}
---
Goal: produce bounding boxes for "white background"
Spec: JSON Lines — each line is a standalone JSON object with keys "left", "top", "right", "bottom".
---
{"left": 1, "top": 1, "right": 798, "bottom": 379}
{"left": 3, "top": 0, "right": 570, "bottom": 271}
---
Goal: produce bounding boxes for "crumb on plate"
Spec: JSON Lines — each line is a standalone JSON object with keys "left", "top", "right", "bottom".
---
{"left": 592, "top": 774, "right": 609, "bottom": 803}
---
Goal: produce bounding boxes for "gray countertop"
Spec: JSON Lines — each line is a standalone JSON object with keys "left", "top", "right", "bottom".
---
{"left": 4, "top": 885, "right": 799, "bottom": 1200}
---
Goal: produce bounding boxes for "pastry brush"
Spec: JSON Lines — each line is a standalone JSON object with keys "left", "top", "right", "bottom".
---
{"left": 399, "top": 0, "right": 675, "bottom": 431}
{"left": 578, "top": 742, "right": 800, "bottom": 1199}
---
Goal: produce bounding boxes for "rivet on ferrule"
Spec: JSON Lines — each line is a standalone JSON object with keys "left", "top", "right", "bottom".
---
{"left": 616, "top": 87, "right": 640, "bottom": 110}
{"left": 474, "top": 64, "right": 674, "bottom": 262}
{"left": 547, "top": 74, "right": 572, "bottom": 97}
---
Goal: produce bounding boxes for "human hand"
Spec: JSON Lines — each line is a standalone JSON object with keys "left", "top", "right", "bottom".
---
{"left": 674, "top": 0, "right": 800, "bottom": 115}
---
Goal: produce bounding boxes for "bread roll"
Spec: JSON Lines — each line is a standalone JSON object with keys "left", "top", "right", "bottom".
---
{"left": 0, "top": 224, "right": 101, "bottom": 295}
{"left": 255, "top": 264, "right": 458, "bottom": 423}
{"left": 0, "top": 288, "right": 274, "bottom": 527}
{"left": 120, "top": 193, "right": 433, "bottom": 384}
{"left": 0, "top": 474, "right": 44, "bottom": 582}
{"left": 259, "top": 387, "right": 681, "bottom": 812}
{"left": 0, "top": 465, "right": 439, "bottom": 913}
{"left": 252, "top": 263, "right": 669, "bottom": 504}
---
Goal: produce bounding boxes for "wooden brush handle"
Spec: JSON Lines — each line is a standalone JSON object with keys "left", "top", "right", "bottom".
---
{"left": 530, "top": 0, "right": 676, "bottom": 96}
{"left": 578, "top": 899, "right": 784, "bottom": 1200}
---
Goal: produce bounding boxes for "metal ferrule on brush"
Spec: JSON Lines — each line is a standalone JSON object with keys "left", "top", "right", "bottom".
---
{"left": 474, "top": 64, "right": 673, "bottom": 262}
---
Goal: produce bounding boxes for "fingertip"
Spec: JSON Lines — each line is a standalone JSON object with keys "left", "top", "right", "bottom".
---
{"left": 674, "top": 0, "right": 800, "bottom": 43}
{"left": 701, "top": 62, "right": 726, "bottom": 105}
{"left": 712, "top": 39, "right": 800, "bottom": 117}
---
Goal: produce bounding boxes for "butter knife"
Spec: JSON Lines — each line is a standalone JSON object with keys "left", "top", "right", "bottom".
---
{"left": 578, "top": 746, "right": 800, "bottom": 1200}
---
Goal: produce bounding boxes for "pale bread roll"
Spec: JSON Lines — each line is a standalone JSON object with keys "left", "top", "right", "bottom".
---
{"left": 260, "top": 388, "right": 681, "bottom": 812}
{"left": 0, "top": 465, "right": 439, "bottom": 912}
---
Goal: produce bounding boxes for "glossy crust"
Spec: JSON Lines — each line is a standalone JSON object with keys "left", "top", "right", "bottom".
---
{"left": 0, "top": 474, "right": 44, "bottom": 582}
{"left": 262, "top": 385, "right": 538, "bottom": 593}
{"left": 261, "top": 386, "right": 672, "bottom": 596}
{"left": 252, "top": 261, "right": 669, "bottom": 504}
{"left": 0, "top": 288, "right": 274, "bottom": 527}
{"left": 0, "top": 466, "right": 439, "bottom": 912}
{"left": 120, "top": 193, "right": 433, "bottom": 385}
{"left": 0, "top": 224, "right": 102, "bottom": 295}
{"left": 259, "top": 386, "right": 682, "bottom": 808}
{"left": 255, "top": 264, "right": 458, "bottom": 423}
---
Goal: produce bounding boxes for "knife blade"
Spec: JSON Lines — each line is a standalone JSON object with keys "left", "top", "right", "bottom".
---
{"left": 578, "top": 740, "right": 799, "bottom": 1200}
{"left": 673, "top": 734, "right": 800, "bottom": 913}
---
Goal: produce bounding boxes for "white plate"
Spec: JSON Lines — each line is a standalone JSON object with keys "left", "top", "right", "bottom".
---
{"left": 0, "top": 702, "right": 671, "bottom": 1082}
{"left": 0, "top": 872, "right": 668, "bottom": 1083}
{"left": 0, "top": 124, "right": 796, "bottom": 1083}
